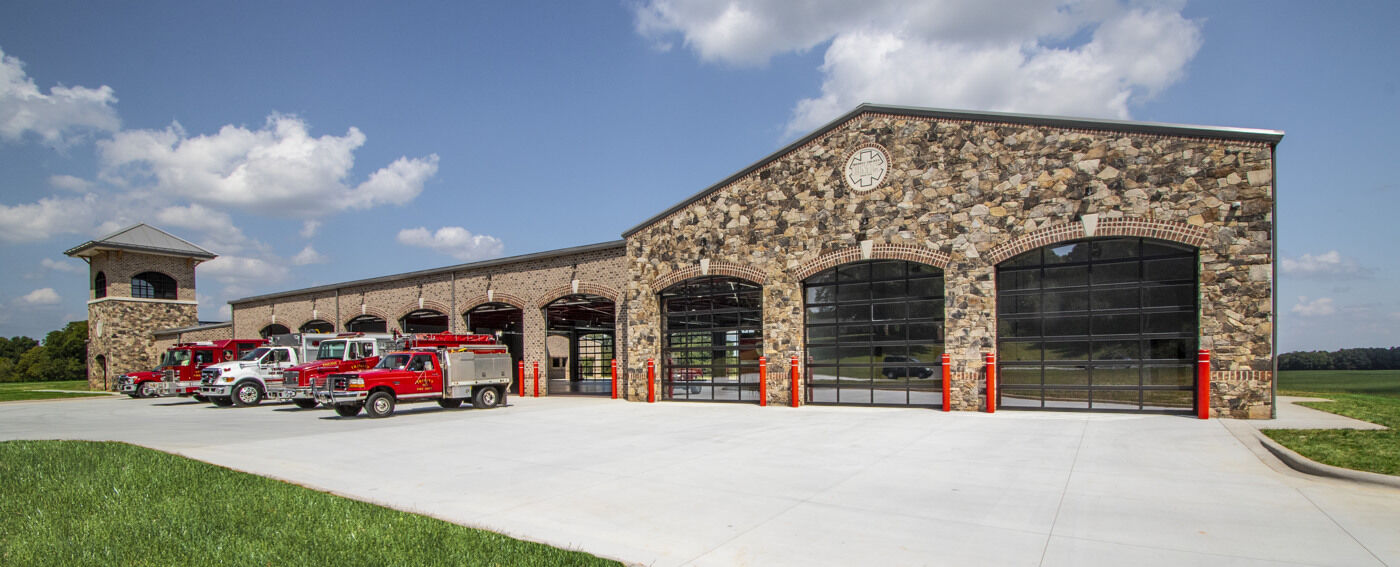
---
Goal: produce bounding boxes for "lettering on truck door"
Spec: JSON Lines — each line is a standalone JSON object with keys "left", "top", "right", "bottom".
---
{"left": 409, "top": 354, "right": 434, "bottom": 392}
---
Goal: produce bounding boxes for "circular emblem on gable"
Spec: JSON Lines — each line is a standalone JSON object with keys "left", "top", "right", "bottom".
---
{"left": 843, "top": 145, "right": 890, "bottom": 192}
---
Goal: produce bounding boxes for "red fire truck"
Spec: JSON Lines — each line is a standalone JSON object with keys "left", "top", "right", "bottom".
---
{"left": 273, "top": 333, "right": 395, "bottom": 408}
{"left": 316, "top": 334, "right": 511, "bottom": 418}
{"left": 118, "top": 339, "right": 265, "bottom": 398}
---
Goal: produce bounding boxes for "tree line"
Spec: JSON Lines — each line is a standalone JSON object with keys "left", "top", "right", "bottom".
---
{"left": 1278, "top": 347, "right": 1400, "bottom": 371}
{"left": 0, "top": 321, "right": 87, "bottom": 383}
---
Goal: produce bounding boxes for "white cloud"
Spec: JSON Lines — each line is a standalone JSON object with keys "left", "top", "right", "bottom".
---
{"left": 397, "top": 226, "right": 504, "bottom": 262}
{"left": 0, "top": 47, "right": 120, "bottom": 146}
{"left": 299, "top": 219, "right": 321, "bottom": 238}
{"left": 40, "top": 258, "right": 84, "bottom": 274}
{"left": 19, "top": 287, "right": 60, "bottom": 305}
{"left": 97, "top": 114, "right": 439, "bottom": 218}
{"left": 0, "top": 194, "right": 101, "bottom": 243}
{"left": 1291, "top": 296, "right": 1336, "bottom": 317}
{"left": 49, "top": 174, "right": 94, "bottom": 192}
{"left": 1280, "top": 251, "right": 1369, "bottom": 279}
{"left": 199, "top": 254, "right": 289, "bottom": 288}
{"left": 291, "top": 245, "right": 328, "bottom": 265}
{"left": 634, "top": 0, "right": 1202, "bottom": 136}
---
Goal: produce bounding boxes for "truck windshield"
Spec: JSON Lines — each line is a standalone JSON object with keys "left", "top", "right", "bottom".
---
{"left": 316, "top": 340, "right": 347, "bottom": 360}
{"left": 160, "top": 349, "right": 192, "bottom": 367}
{"left": 374, "top": 354, "right": 411, "bottom": 370}
{"left": 239, "top": 347, "right": 271, "bottom": 362}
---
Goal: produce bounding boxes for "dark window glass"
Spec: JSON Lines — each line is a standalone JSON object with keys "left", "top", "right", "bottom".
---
{"left": 660, "top": 276, "right": 762, "bottom": 402}
{"left": 130, "top": 272, "right": 176, "bottom": 300}
{"left": 300, "top": 320, "right": 334, "bottom": 333}
{"left": 94, "top": 272, "right": 107, "bottom": 299}
{"left": 346, "top": 315, "right": 387, "bottom": 333}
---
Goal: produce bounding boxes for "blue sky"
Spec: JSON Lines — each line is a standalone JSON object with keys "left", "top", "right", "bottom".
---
{"left": 0, "top": 1, "right": 1396, "bottom": 352}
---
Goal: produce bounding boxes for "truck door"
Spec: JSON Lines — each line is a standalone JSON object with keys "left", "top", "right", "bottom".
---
{"left": 408, "top": 354, "right": 435, "bottom": 392}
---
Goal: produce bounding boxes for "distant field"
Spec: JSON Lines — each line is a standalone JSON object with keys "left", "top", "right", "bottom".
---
{"left": 0, "top": 380, "right": 108, "bottom": 402}
{"left": 1277, "top": 370, "right": 1400, "bottom": 397}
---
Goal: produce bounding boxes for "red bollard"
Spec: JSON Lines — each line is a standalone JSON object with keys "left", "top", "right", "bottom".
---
{"left": 611, "top": 359, "right": 619, "bottom": 400}
{"left": 646, "top": 358, "right": 656, "bottom": 403}
{"left": 758, "top": 356, "right": 768, "bottom": 407}
{"left": 941, "top": 352, "right": 951, "bottom": 412}
{"left": 1197, "top": 350, "right": 1211, "bottom": 419}
{"left": 533, "top": 361, "right": 540, "bottom": 397}
{"left": 984, "top": 352, "right": 997, "bottom": 414}
{"left": 517, "top": 360, "right": 525, "bottom": 397}
{"left": 790, "top": 354, "right": 800, "bottom": 408}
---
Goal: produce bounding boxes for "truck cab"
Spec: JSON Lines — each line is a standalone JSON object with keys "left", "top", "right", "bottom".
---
{"left": 275, "top": 333, "right": 394, "bottom": 407}
{"left": 198, "top": 344, "right": 302, "bottom": 407}
{"left": 316, "top": 335, "right": 510, "bottom": 418}
{"left": 118, "top": 339, "right": 263, "bottom": 398}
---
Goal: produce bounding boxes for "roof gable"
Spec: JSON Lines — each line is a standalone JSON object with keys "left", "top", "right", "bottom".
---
{"left": 65, "top": 223, "right": 217, "bottom": 259}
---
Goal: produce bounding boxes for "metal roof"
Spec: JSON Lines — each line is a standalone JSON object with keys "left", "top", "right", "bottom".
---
{"left": 229, "top": 240, "right": 626, "bottom": 305}
{"left": 65, "top": 223, "right": 217, "bottom": 259}
{"left": 621, "top": 103, "right": 1284, "bottom": 237}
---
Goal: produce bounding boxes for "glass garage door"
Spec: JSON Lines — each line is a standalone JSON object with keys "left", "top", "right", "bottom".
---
{"left": 804, "top": 260, "right": 945, "bottom": 407}
{"left": 996, "top": 237, "right": 1198, "bottom": 412}
{"left": 660, "top": 276, "right": 763, "bottom": 402}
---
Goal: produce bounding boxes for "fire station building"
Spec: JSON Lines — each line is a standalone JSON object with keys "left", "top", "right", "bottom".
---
{"left": 172, "top": 104, "right": 1282, "bottom": 417}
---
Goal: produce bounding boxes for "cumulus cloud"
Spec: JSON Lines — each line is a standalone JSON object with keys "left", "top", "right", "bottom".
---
{"left": 299, "top": 219, "right": 321, "bottom": 238}
{"left": 397, "top": 226, "right": 504, "bottom": 262}
{"left": 19, "top": 287, "right": 60, "bottom": 305}
{"left": 1280, "top": 251, "right": 1369, "bottom": 279}
{"left": 0, "top": 194, "right": 101, "bottom": 243}
{"left": 97, "top": 113, "right": 439, "bottom": 218}
{"left": 1291, "top": 296, "right": 1336, "bottom": 317}
{"left": 291, "top": 245, "right": 328, "bottom": 265}
{"left": 49, "top": 174, "right": 94, "bottom": 192}
{"left": 635, "top": 0, "right": 1202, "bottom": 136}
{"left": 199, "top": 254, "right": 290, "bottom": 290}
{"left": 0, "top": 47, "right": 120, "bottom": 146}
{"left": 40, "top": 258, "right": 84, "bottom": 274}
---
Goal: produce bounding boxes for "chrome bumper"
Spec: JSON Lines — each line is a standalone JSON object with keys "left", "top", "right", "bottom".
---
{"left": 275, "top": 386, "right": 315, "bottom": 400}
{"left": 199, "top": 385, "right": 233, "bottom": 397}
{"left": 314, "top": 389, "right": 367, "bottom": 406}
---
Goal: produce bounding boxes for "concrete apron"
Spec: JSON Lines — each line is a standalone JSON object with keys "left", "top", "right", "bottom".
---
{"left": 1, "top": 395, "right": 1398, "bottom": 567}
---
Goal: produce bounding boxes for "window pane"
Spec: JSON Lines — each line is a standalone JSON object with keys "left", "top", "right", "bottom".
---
{"left": 999, "top": 317, "right": 1041, "bottom": 338}
{"left": 1144, "top": 258, "right": 1195, "bottom": 282}
{"left": 1045, "top": 388, "right": 1090, "bottom": 409}
{"left": 1044, "top": 366, "right": 1089, "bottom": 387}
{"left": 1092, "top": 365, "right": 1139, "bottom": 386}
{"left": 1042, "top": 316, "right": 1088, "bottom": 337}
{"left": 1043, "top": 342, "right": 1088, "bottom": 361}
{"left": 1044, "top": 266, "right": 1088, "bottom": 289}
{"left": 1145, "top": 365, "right": 1193, "bottom": 387}
{"left": 1092, "top": 238, "right": 1139, "bottom": 260}
{"left": 1000, "top": 367, "right": 1041, "bottom": 386}
{"left": 1092, "top": 313, "right": 1139, "bottom": 335}
{"left": 1000, "top": 342, "right": 1041, "bottom": 362}
{"left": 1092, "top": 262, "right": 1140, "bottom": 285}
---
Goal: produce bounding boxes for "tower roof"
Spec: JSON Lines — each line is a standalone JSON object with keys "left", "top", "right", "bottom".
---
{"left": 64, "top": 223, "right": 217, "bottom": 260}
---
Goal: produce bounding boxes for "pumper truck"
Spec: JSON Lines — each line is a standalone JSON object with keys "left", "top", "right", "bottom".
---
{"left": 274, "top": 333, "right": 396, "bottom": 408}
{"left": 118, "top": 339, "right": 264, "bottom": 399}
{"left": 198, "top": 333, "right": 336, "bottom": 407}
{"left": 316, "top": 334, "right": 511, "bottom": 418}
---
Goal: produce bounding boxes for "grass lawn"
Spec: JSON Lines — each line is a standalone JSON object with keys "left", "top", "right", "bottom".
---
{"left": 0, "top": 380, "right": 110, "bottom": 402}
{"left": 0, "top": 440, "right": 620, "bottom": 567}
{"left": 1263, "top": 370, "right": 1400, "bottom": 477}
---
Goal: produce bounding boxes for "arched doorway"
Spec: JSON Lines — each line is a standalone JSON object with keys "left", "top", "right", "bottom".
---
{"left": 260, "top": 324, "right": 291, "bottom": 338}
{"left": 346, "top": 314, "right": 387, "bottom": 333}
{"left": 300, "top": 320, "right": 334, "bottom": 333}
{"left": 95, "top": 354, "right": 107, "bottom": 390}
{"left": 660, "top": 276, "right": 763, "bottom": 402}
{"left": 996, "top": 237, "right": 1198, "bottom": 412}
{"left": 544, "top": 294, "right": 615, "bottom": 396}
{"left": 463, "top": 302, "right": 524, "bottom": 383}
{"left": 803, "top": 260, "right": 945, "bottom": 407}
{"left": 399, "top": 309, "right": 448, "bottom": 334}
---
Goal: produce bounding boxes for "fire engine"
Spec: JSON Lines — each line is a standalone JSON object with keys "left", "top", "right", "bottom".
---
{"left": 274, "top": 333, "right": 396, "bottom": 408}
{"left": 198, "top": 333, "right": 336, "bottom": 407}
{"left": 316, "top": 334, "right": 511, "bottom": 418}
{"left": 118, "top": 339, "right": 264, "bottom": 398}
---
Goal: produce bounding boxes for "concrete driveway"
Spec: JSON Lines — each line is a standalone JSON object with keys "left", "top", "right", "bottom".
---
{"left": 2, "top": 395, "right": 1397, "bottom": 566}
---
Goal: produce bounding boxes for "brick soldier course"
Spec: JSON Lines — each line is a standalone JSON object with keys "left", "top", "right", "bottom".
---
{"left": 81, "top": 104, "right": 1282, "bottom": 417}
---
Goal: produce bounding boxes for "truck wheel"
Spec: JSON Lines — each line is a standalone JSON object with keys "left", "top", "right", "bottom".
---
{"left": 211, "top": 396, "right": 234, "bottom": 407}
{"left": 127, "top": 393, "right": 143, "bottom": 399}
{"left": 365, "top": 391, "right": 395, "bottom": 418}
{"left": 293, "top": 399, "right": 319, "bottom": 409}
{"left": 437, "top": 398, "right": 462, "bottom": 409}
{"left": 472, "top": 387, "right": 499, "bottom": 409}
{"left": 193, "top": 394, "right": 209, "bottom": 403}
{"left": 138, "top": 382, "right": 159, "bottom": 398}
{"left": 334, "top": 404, "right": 362, "bottom": 417}
{"left": 232, "top": 382, "right": 263, "bottom": 407}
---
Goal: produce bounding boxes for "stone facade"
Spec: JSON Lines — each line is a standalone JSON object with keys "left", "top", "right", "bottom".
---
{"left": 230, "top": 243, "right": 628, "bottom": 396}
{"left": 85, "top": 250, "right": 201, "bottom": 390}
{"left": 622, "top": 109, "right": 1276, "bottom": 416}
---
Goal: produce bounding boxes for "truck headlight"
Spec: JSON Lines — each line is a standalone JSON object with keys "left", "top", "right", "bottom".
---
{"left": 348, "top": 377, "right": 364, "bottom": 389}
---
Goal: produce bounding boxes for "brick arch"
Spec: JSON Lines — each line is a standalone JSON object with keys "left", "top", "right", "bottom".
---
{"left": 459, "top": 292, "right": 529, "bottom": 313}
{"left": 533, "top": 282, "right": 622, "bottom": 309}
{"left": 391, "top": 300, "right": 452, "bottom": 325}
{"left": 984, "top": 217, "right": 1214, "bottom": 265}
{"left": 793, "top": 243, "right": 951, "bottom": 281}
{"left": 654, "top": 261, "right": 768, "bottom": 291}
{"left": 344, "top": 307, "right": 390, "bottom": 329}
{"left": 296, "top": 319, "right": 337, "bottom": 333}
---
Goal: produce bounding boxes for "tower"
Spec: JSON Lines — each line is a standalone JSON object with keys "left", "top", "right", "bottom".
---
{"left": 64, "top": 224, "right": 216, "bottom": 390}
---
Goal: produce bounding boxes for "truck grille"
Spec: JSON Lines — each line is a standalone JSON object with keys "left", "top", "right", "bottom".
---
{"left": 330, "top": 376, "right": 348, "bottom": 391}
{"left": 163, "top": 369, "right": 177, "bottom": 382}
{"left": 200, "top": 369, "right": 219, "bottom": 386}
{"left": 282, "top": 370, "right": 300, "bottom": 387}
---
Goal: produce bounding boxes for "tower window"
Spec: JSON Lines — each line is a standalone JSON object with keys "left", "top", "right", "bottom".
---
{"left": 131, "top": 272, "right": 177, "bottom": 300}
{"left": 94, "top": 272, "right": 107, "bottom": 299}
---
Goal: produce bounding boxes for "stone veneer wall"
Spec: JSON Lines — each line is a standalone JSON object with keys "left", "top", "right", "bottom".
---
{"left": 623, "top": 111, "right": 1275, "bottom": 417}
{"left": 231, "top": 246, "right": 628, "bottom": 396}
{"left": 86, "top": 250, "right": 201, "bottom": 390}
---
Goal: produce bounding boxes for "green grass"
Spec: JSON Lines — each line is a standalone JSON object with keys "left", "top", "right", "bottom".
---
{"left": 0, "top": 441, "right": 620, "bottom": 567}
{"left": 1277, "top": 369, "right": 1400, "bottom": 398}
{"left": 1262, "top": 370, "right": 1400, "bottom": 477}
{"left": 0, "top": 380, "right": 109, "bottom": 402}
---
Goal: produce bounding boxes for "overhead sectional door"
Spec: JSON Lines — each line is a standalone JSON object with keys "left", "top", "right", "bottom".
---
{"left": 804, "top": 260, "right": 945, "bottom": 407}
{"left": 996, "top": 237, "right": 1198, "bottom": 412}
{"left": 660, "top": 276, "right": 763, "bottom": 402}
